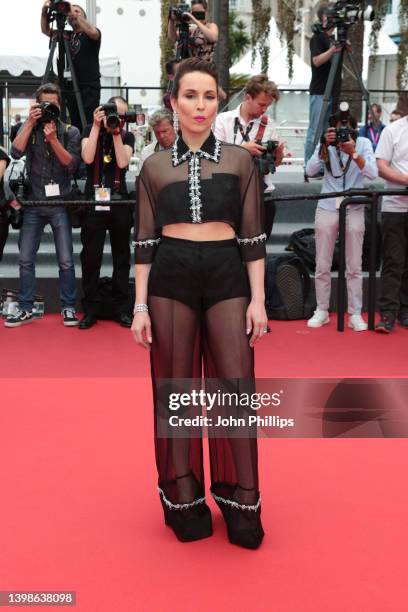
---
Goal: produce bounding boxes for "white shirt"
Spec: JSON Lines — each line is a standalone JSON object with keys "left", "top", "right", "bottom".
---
{"left": 141, "top": 141, "right": 162, "bottom": 163}
{"left": 306, "top": 137, "right": 378, "bottom": 211}
{"left": 214, "top": 104, "right": 279, "bottom": 191}
{"left": 375, "top": 116, "right": 408, "bottom": 212}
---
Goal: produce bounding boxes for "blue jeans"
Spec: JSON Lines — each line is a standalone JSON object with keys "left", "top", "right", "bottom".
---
{"left": 304, "top": 95, "right": 332, "bottom": 165}
{"left": 18, "top": 208, "right": 76, "bottom": 311}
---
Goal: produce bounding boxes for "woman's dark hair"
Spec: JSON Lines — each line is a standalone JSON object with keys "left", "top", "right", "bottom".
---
{"left": 329, "top": 109, "right": 357, "bottom": 129}
{"left": 192, "top": 0, "right": 208, "bottom": 8}
{"left": 171, "top": 58, "right": 218, "bottom": 99}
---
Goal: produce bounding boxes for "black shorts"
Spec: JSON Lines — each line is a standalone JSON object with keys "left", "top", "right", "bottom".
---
{"left": 148, "top": 236, "right": 251, "bottom": 311}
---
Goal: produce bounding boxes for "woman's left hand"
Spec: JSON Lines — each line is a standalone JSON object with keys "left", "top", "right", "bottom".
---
{"left": 183, "top": 11, "right": 196, "bottom": 23}
{"left": 246, "top": 300, "right": 268, "bottom": 347}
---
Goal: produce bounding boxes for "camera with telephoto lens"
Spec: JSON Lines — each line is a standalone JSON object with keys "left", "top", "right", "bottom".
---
{"left": 255, "top": 140, "right": 279, "bottom": 175}
{"left": 101, "top": 103, "right": 141, "bottom": 130}
{"left": 46, "top": 0, "right": 71, "bottom": 20}
{"left": 37, "top": 102, "right": 60, "bottom": 125}
{"left": 169, "top": 3, "right": 191, "bottom": 23}
{"left": 312, "top": 0, "right": 374, "bottom": 35}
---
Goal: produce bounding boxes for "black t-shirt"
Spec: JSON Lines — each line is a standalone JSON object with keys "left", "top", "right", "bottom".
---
{"left": 82, "top": 124, "right": 135, "bottom": 197}
{"left": 0, "top": 147, "right": 11, "bottom": 216}
{"left": 309, "top": 32, "right": 333, "bottom": 95}
{"left": 66, "top": 30, "right": 101, "bottom": 86}
{"left": 10, "top": 122, "right": 22, "bottom": 142}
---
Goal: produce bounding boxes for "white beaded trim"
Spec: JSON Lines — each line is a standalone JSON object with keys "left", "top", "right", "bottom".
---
{"left": 171, "top": 136, "right": 221, "bottom": 224}
{"left": 237, "top": 233, "right": 267, "bottom": 246}
{"left": 158, "top": 486, "right": 206, "bottom": 510}
{"left": 197, "top": 137, "right": 221, "bottom": 163}
{"left": 212, "top": 491, "right": 261, "bottom": 512}
{"left": 188, "top": 154, "right": 202, "bottom": 223}
{"left": 132, "top": 237, "right": 161, "bottom": 248}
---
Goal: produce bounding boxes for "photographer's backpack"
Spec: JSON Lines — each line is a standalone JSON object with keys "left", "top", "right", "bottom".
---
{"left": 265, "top": 254, "right": 316, "bottom": 320}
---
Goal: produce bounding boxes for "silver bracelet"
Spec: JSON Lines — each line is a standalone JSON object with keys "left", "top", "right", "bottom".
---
{"left": 133, "top": 303, "right": 149, "bottom": 314}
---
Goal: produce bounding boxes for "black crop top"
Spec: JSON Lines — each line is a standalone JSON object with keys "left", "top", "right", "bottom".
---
{"left": 133, "top": 131, "right": 266, "bottom": 264}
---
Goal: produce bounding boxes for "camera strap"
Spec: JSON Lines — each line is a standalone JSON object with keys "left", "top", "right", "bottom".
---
{"left": 325, "top": 149, "right": 352, "bottom": 182}
{"left": 234, "top": 115, "right": 268, "bottom": 144}
{"left": 255, "top": 115, "right": 268, "bottom": 142}
{"left": 94, "top": 131, "right": 122, "bottom": 190}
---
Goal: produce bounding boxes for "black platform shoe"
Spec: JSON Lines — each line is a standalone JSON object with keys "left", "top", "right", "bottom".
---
{"left": 159, "top": 473, "right": 213, "bottom": 543}
{"left": 212, "top": 484, "right": 264, "bottom": 550}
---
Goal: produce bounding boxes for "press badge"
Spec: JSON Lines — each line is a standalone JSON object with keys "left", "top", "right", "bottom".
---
{"left": 95, "top": 186, "right": 111, "bottom": 211}
{"left": 45, "top": 183, "right": 60, "bottom": 197}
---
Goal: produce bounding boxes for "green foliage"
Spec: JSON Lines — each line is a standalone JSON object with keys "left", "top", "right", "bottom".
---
{"left": 229, "top": 72, "right": 252, "bottom": 88}
{"left": 276, "top": 0, "right": 299, "bottom": 81}
{"left": 398, "top": 0, "right": 408, "bottom": 88}
{"left": 251, "top": 0, "right": 271, "bottom": 73}
{"left": 160, "top": 0, "right": 176, "bottom": 89}
{"left": 229, "top": 11, "right": 251, "bottom": 67}
{"left": 370, "top": 0, "right": 388, "bottom": 58}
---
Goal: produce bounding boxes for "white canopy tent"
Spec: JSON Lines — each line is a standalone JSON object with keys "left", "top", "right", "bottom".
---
{"left": 231, "top": 17, "right": 311, "bottom": 89}
{"left": 363, "top": 22, "right": 398, "bottom": 80}
{"left": 231, "top": 17, "right": 398, "bottom": 89}
{"left": 0, "top": 54, "right": 121, "bottom": 85}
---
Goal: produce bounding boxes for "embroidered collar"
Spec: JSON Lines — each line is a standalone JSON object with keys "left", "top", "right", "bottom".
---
{"left": 172, "top": 131, "right": 221, "bottom": 167}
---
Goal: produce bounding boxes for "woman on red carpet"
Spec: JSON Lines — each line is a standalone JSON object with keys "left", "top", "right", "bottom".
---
{"left": 131, "top": 58, "right": 267, "bottom": 549}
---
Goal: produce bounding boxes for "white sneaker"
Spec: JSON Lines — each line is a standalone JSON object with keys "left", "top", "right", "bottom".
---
{"left": 307, "top": 309, "right": 330, "bottom": 328}
{"left": 348, "top": 314, "right": 368, "bottom": 332}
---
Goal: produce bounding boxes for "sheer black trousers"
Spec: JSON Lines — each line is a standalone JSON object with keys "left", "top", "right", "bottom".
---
{"left": 147, "top": 237, "right": 261, "bottom": 515}
{"left": 150, "top": 293, "right": 260, "bottom": 504}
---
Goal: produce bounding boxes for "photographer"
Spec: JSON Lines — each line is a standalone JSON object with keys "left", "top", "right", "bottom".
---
{"left": 306, "top": 106, "right": 378, "bottom": 331}
{"left": 214, "top": 75, "right": 284, "bottom": 238}
{"left": 304, "top": 2, "right": 341, "bottom": 165}
{"left": 0, "top": 147, "right": 11, "bottom": 261}
{"left": 375, "top": 113, "right": 408, "bottom": 333}
{"left": 41, "top": 1, "right": 101, "bottom": 130}
{"left": 80, "top": 96, "right": 135, "bottom": 330}
{"left": 5, "top": 83, "right": 81, "bottom": 328}
{"left": 358, "top": 103, "right": 385, "bottom": 152}
{"left": 168, "top": 1, "right": 218, "bottom": 61}
{"left": 141, "top": 109, "right": 176, "bottom": 163}
{"left": 10, "top": 114, "right": 23, "bottom": 143}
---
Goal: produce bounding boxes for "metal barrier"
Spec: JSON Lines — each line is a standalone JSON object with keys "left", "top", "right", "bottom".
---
{"left": 16, "top": 187, "right": 408, "bottom": 332}
{"left": 271, "top": 187, "right": 408, "bottom": 332}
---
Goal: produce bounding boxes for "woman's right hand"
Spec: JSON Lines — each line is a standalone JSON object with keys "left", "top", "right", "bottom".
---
{"left": 93, "top": 106, "right": 105, "bottom": 128}
{"left": 131, "top": 312, "right": 152, "bottom": 350}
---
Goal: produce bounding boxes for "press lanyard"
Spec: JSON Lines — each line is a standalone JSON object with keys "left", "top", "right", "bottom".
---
{"left": 234, "top": 118, "right": 253, "bottom": 144}
{"left": 369, "top": 127, "right": 380, "bottom": 147}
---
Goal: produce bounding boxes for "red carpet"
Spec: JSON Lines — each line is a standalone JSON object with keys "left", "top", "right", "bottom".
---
{"left": 1, "top": 313, "right": 408, "bottom": 378}
{"left": 1, "top": 316, "right": 407, "bottom": 611}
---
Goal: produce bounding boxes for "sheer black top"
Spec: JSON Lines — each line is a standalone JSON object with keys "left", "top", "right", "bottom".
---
{"left": 133, "top": 132, "right": 266, "bottom": 264}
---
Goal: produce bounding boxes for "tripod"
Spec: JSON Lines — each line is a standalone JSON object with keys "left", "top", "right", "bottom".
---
{"left": 42, "top": 10, "right": 86, "bottom": 130}
{"left": 312, "top": 28, "right": 377, "bottom": 151}
{"left": 175, "top": 21, "right": 193, "bottom": 61}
